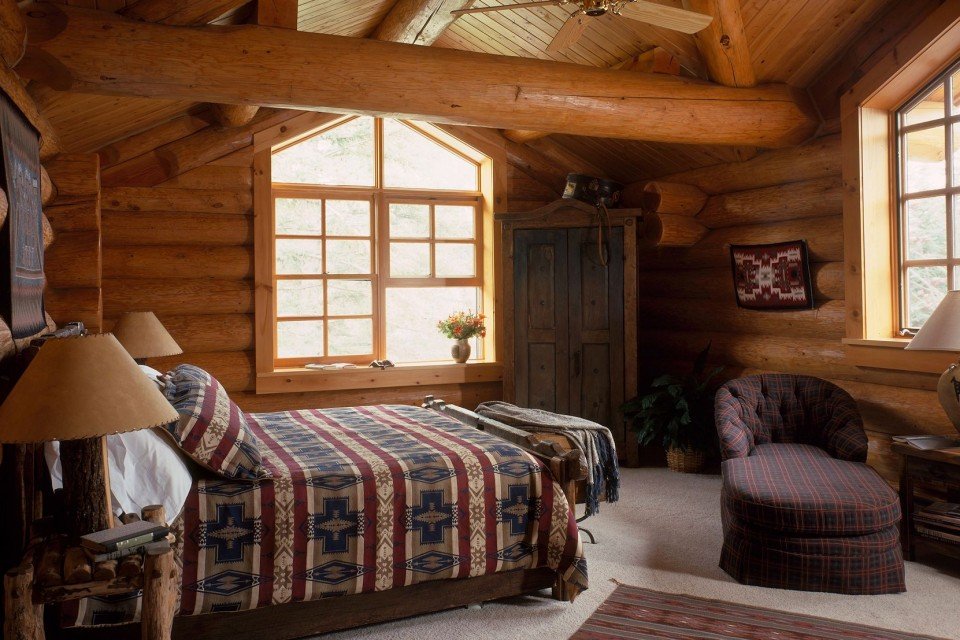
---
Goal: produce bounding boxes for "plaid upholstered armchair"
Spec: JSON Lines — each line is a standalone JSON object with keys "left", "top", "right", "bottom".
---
{"left": 715, "top": 374, "right": 904, "bottom": 595}
{"left": 715, "top": 374, "right": 868, "bottom": 462}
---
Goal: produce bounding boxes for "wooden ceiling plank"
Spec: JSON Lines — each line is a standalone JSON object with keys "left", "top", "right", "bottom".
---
{"left": 684, "top": 0, "right": 755, "bottom": 87}
{"left": 19, "top": 2, "right": 819, "bottom": 148}
{"left": 257, "top": 0, "right": 296, "bottom": 28}
{"left": 808, "top": 0, "right": 940, "bottom": 122}
{"left": 622, "top": 19, "right": 706, "bottom": 78}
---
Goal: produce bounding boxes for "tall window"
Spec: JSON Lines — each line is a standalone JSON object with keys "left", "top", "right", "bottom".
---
{"left": 897, "top": 58, "right": 960, "bottom": 330}
{"left": 269, "top": 116, "right": 487, "bottom": 366}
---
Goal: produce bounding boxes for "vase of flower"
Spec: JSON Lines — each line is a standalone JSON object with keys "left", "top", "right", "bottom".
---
{"left": 451, "top": 339, "right": 471, "bottom": 363}
{"left": 437, "top": 311, "right": 486, "bottom": 364}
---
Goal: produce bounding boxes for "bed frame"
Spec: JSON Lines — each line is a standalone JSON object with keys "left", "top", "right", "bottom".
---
{"left": 12, "top": 395, "right": 587, "bottom": 640}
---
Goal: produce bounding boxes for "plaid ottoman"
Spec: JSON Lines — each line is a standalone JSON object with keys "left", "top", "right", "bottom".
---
{"left": 716, "top": 375, "right": 905, "bottom": 595}
{"left": 720, "top": 444, "right": 904, "bottom": 594}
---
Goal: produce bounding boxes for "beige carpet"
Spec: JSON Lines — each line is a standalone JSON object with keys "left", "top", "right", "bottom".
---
{"left": 321, "top": 468, "right": 960, "bottom": 640}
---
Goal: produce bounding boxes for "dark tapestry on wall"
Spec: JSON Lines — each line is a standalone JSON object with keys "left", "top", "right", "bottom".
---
{"left": 0, "top": 93, "right": 44, "bottom": 338}
{"left": 730, "top": 240, "right": 813, "bottom": 311}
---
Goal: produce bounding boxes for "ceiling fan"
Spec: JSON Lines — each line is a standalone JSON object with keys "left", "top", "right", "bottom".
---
{"left": 451, "top": 1, "right": 713, "bottom": 52}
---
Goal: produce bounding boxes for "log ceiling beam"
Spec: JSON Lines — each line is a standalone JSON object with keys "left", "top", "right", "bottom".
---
{"left": 256, "top": 0, "right": 296, "bottom": 29}
{"left": 502, "top": 46, "right": 682, "bottom": 145}
{"left": 121, "top": 0, "right": 250, "bottom": 25}
{"left": 683, "top": 0, "right": 755, "bottom": 87}
{"left": 17, "top": 3, "right": 817, "bottom": 148}
{"left": 371, "top": 0, "right": 474, "bottom": 45}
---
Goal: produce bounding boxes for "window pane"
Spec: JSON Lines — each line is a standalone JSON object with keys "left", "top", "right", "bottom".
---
{"left": 278, "top": 320, "right": 324, "bottom": 358}
{"left": 389, "top": 203, "right": 430, "bottom": 238}
{"left": 905, "top": 197, "right": 947, "bottom": 260}
{"left": 435, "top": 205, "right": 475, "bottom": 239}
{"left": 952, "top": 70, "right": 960, "bottom": 115}
{"left": 326, "top": 239, "right": 370, "bottom": 274}
{"left": 904, "top": 126, "right": 946, "bottom": 193}
{"left": 272, "top": 117, "right": 375, "bottom": 186}
{"left": 325, "top": 200, "right": 370, "bottom": 237}
{"left": 906, "top": 266, "right": 947, "bottom": 328}
{"left": 391, "top": 242, "right": 431, "bottom": 277}
{"left": 276, "top": 198, "right": 322, "bottom": 235}
{"left": 904, "top": 83, "right": 945, "bottom": 126}
{"left": 435, "top": 243, "right": 475, "bottom": 277}
{"left": 383, "top": 120, "right": 478, "bottom": 190}
{"left": 277, "top": 279, "right": 324, "bottom": 317}
{"left": 385, "top": 287, "right": 481, "bottom": 363}
{"left": 328, "top": 318, "right": 372, "bottom": 355}
{"left": 276, "top": 239, "right": 323, "bottom": 275}
{"left": 327, "top": 280, "right": 372, "bottom": 316}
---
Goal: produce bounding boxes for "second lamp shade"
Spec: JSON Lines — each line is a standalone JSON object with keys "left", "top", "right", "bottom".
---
{"left": 111, "top": 311, "right": 183, "bottom": 360}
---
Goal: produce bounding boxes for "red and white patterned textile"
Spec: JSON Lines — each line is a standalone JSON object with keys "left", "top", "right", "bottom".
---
{"left": 65, "top": 404, "right": 586, "bottom": 626}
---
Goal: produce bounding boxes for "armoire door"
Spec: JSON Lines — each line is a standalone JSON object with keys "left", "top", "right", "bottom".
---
{"left": 567, "top": 226, "right": 624, "bottom": 430}
{"left": 513, "top": 226, "right": 625, "bottom": 438}
{"left": 513, "top": 229, "right": 570, "bottom": 413}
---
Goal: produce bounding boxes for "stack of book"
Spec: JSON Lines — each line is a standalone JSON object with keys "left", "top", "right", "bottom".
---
{"left": 914, "top": 502, "right": 960, "bottom": 544}
{"left": 80, "top": 520, "right": 170, "bottom": 562}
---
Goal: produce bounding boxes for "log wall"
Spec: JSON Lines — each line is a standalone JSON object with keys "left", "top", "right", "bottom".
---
{"left": 637, "top": 133, "right": 948, "bottom": 483}
{"left": 98, "top": 110, "right": 559, "bottom": 413}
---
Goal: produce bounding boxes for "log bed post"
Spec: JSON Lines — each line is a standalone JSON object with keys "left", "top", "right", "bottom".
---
{"left": 422, "top": 396, "right": 587, "bottom": 602}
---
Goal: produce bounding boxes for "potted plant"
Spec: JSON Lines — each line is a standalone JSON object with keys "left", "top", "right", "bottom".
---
{"left": 622, "top": 344, "right": 722, "bottom": 473}
{"left": 437, "top": 311, "right": 486, "bottom": 363}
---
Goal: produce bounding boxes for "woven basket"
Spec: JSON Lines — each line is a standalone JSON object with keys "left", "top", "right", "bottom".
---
{"left": 666, "top": 447, "right": 706, "bottom": 473}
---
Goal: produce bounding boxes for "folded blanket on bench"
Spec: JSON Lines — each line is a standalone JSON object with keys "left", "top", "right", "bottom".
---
{"left": 476, "top": 401, "right": 619, "bottom": 516}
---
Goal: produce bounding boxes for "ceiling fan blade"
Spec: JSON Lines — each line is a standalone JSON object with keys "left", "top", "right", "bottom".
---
{"left": 617, "top": 0, "right": 713, "bottom": 34}
{"left": 546, "top": 12, "right": 587, "bottom": 52}
{"left": 451, "top": 1, "right": 563, "bottom": 17}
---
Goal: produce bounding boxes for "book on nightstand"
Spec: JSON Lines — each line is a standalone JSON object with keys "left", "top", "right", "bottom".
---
{"left": 892, "top": 435, "right": 960, "bottom": 450}
{"left": 80, "top": 520, "right": 169, "bottom": 554}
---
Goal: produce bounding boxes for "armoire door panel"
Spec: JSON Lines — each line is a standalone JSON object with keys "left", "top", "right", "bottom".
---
{"left": 579, "top": 343, "right": 612, "bottom": 425}
{"left": 527, "top": 342, "right": 562, "bottom": 412}
{"left": 514, "top": 229, "right": 569, "bottom": 411}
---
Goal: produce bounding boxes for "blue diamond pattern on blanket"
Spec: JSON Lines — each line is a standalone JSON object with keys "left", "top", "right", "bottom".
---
{"left": 498, "top": 485, "right": 535, "bottom": 536}
{"left": 405, "top": 467, "right": 458, "bottom": 484}
{"left": 305, "top": 497, "right": 362, "bottom": 554}
{"left": 402, "top": 551, "right": 462, "bottom": 574}
{"left": 301, "top": 561, "right": 371, "bottom": 585}
{"left": 305, "top": 474, "right": 364, "bottom": 491}
{"left": 188, "top": 570, "right": 266, "bottom": 596}
{"left": 196, "top": 504, "right": 260, "bottom": 564}
{"left": 493, "top": 460, "right": 539, "bottom": 478}
{"left": 491, "top": 542, "right": 535, "bottom": 563}
{"left": 407, "top": 489, "right": 457, "bottom": 545}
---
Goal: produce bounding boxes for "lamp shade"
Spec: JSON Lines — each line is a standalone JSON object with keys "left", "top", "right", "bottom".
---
{"left": 111, "top": 311, "right": 182, "bottom": 359}
{"left": 0, "top": 333, "right": 178, "bottom": 443}
{"left": 906, "top": 290, "right": 960, "bottom": 351}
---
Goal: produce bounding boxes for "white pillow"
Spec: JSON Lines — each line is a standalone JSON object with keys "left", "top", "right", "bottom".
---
{"left": 45, "top": 429, "right": 193, "bottom": 522}
{"left": 138, "top": 364, "right": 166, "bottom": 390}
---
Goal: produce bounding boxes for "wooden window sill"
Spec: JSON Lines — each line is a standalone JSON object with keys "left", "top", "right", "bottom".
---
{"left": 256, "top": 362, "right": 503, "bottom": 395}
{"left": 842, "top": 337, "right": 956, "bottom": 373}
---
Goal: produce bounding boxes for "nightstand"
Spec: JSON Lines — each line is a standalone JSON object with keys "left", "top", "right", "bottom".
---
{"left": 893, "top": 443, "right": 960, "bottom": 561}
{"left": 3, "top": 505, "right": 177, "bottom": 640}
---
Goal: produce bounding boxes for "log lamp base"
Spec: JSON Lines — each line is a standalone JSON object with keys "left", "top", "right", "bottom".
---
{"left": 59, "top": 436, "right": 113, "bottom": 538}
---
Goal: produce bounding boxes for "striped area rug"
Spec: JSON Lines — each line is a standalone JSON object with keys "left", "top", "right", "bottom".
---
{"left": 571, "top": 584, "right": 947, "bottom": 640}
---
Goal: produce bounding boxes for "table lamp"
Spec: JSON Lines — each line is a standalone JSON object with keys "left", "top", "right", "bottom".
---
{"left": 0, "top": 333, "right": 179, "bottom": 536}
{"left": 111, "top": 311, "right": 182, "bottom": 364}
{"left": 906, "top": 290, "right": 960, "bottom": 434}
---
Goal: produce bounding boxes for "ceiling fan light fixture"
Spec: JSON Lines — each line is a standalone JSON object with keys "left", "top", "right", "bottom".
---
{"left": 581, "top": 0, "right": 610, "bottom": 16}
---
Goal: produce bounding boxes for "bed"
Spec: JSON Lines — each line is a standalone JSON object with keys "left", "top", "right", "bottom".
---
{"left": 50, "top": 365, "right": 587, "bottom": 639}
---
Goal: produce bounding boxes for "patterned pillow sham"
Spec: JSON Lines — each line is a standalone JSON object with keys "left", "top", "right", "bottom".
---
{"left": 162, "top": 364, "right": 268, "bottom": 481}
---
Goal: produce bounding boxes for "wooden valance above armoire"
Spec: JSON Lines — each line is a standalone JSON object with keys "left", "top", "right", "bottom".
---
{"left": 497, "top": 199, "right": 642, "bottom": 467}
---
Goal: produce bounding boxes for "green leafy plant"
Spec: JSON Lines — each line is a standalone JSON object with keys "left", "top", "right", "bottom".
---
{"left": 621, "top": 344, "right": 723, "bottom": 453}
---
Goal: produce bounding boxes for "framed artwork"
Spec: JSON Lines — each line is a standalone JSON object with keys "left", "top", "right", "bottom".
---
{"left": 730, "top": 240, "right": 813, "bottom": 311}
{"left": 0, "top": 93, "right": 45, "bottom": 338}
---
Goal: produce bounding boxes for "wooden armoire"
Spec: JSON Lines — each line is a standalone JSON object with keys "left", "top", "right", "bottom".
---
{"left": 498, "top": 200, "right": 642, "bottom": 465}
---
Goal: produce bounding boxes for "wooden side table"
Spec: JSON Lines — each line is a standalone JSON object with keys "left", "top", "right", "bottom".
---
{"left": 893, "top": 443, "right": 960, "bottom": 562}
{"left": 2, "top": 505, "right": 177, "bottom": 640}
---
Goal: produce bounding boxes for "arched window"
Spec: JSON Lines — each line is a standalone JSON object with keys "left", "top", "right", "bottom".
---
{"left": 264, "top": 115, "right": 491, "bottom": 367}
{"left": 897, "top": 59, "right": 960, "bottom": 330}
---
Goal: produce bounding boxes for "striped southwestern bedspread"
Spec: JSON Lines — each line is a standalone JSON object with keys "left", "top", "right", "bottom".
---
{"left": 67, "top": 404, "right": 586, "bottom": 626}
